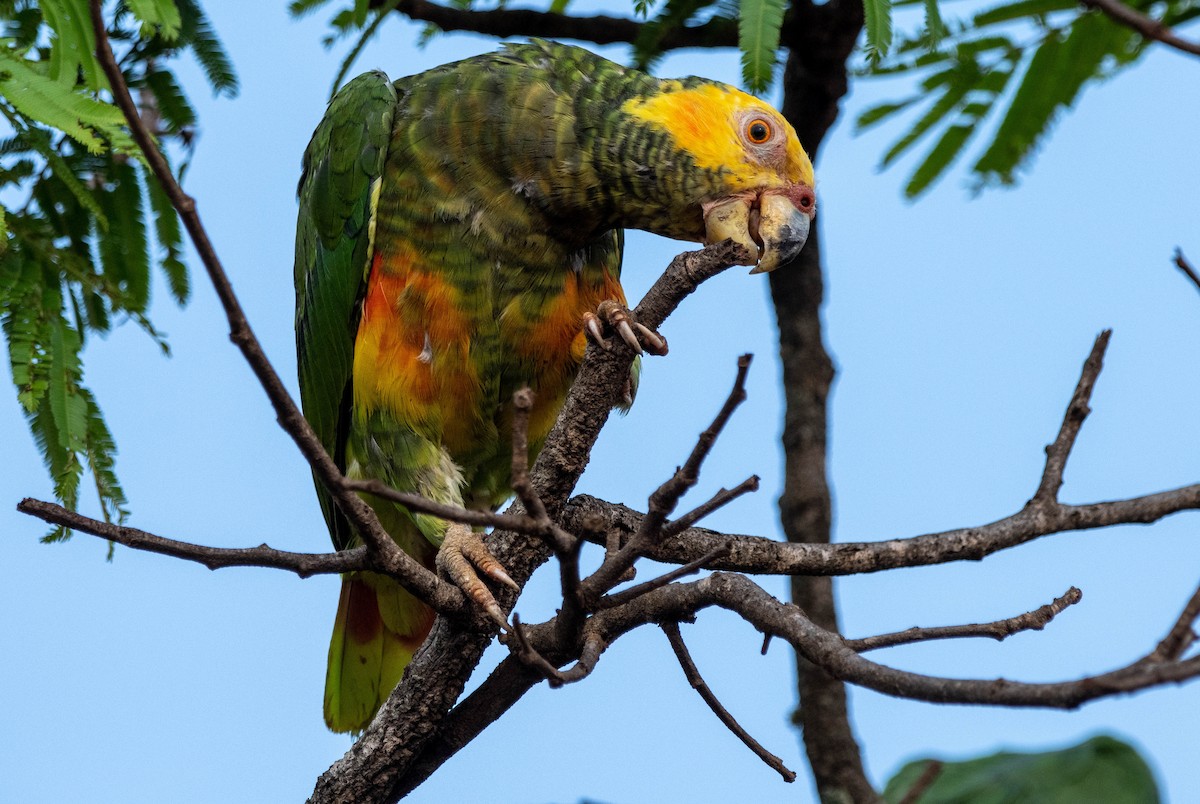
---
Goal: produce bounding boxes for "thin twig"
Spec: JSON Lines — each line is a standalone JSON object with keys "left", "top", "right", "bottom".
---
{"left": 897, "top": 760, "right": 944, "bottom": 804}
{"left": 511, "top": 615, "right": 604, "bottom": 688}
{"left": 1032, "top": 330, "right": 1111, "bottom": 504}
{"left": 583, "top": 355, "right": 753, "bottom": 595}
{"left": 1173, "top": 248, "right": 1200, "bottom": 296}
{"left": 84, "top": 0, "right": 461, "bottom": 614}
{"left": 598, "top": 543, "right": 732, "bottom": 609}
{"left": 18, "top": 498, "right": 369, "bottom": 577}
{"left": 1081, "top": 0, "right": 1200, "bottom": 57}
{"left": 661, "top": 621, "right": 796, "bottom": 783}
{"left": 344, "top": 479, "right": 541, "bottom": 535}
{"left": 844, "top": 587, "right": 1083, "bottom": 653}
{"left": 1149, "top": 583, "right": 1200, "bottom": 662}
{"left": 664, "top": 475, "right": 760, "bottom": 537}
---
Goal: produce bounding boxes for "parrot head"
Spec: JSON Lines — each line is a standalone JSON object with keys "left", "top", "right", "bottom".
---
{"left": 619, "top": 81, "right": 816, "bottom": 274}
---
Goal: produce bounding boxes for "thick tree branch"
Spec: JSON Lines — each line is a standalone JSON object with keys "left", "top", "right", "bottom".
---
{"left": 566, "top": 481, "right": 1200, "bottom": 577}
{"left": 661, "top": 621, "right": 797, "bottom": 783}
{"left": 844, "top": 587, "right": 1083, "bottom": 652}
{"left": 380, "top": 0, "right": 739, "bottom": 50}
{"left": 83, "top": 0, "right": 463, "bottom": 616}
{"left": 592, "top": 573, "right": 1200, "bottom": 710}
{"left": 1080, "top": 0, "right": 1200, "bottom": 57}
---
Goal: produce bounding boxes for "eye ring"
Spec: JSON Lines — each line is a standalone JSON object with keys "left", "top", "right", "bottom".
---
{"left": 745, "top": 118, "right": 773, "bottom": 144}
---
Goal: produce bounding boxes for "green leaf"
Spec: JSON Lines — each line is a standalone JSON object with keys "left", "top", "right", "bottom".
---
{"left": 879, "top": 66, "right": 974, "bottom": 168}
{"left": 904, "top": 122, "right": 975, "bottom": 196}
{"left": 47, "top": 316, "right": 86, "bottom": 454}
{"left": 126, "top": 0, "right": 182, "bottom": 40}
{"left": 145, "top": 166, "right": 189, "bottom": 305}
{"left": 96, "top": 158, "right": 151, "bottom": 312}
{"left": 22, "top": 125, "right": 107, "bottom": 225}
{"left": 289, "top": 0, "right": 335, "bottom": 18}
{"left": 863, "top": 0, "right": 895, "bottom": 62}
{"left": 923, "top": 0, "right": 947, "bottom": 45}
{"left": 0, "top": 46, "right": 131, "bottom": 154}
{"left": 974, "top": 0, "right": 1078, "bottom": 28}
{"left": 549, "top": 0, "right": 571, "bottom": 12}
{"left": 856, "top": 97, "right": 919, "bottom": 131}
{"left": 81, "top": 386, "right": 128, "bottom": 526}
{"left": 632, "top": 0, "right": 713, "bottom": 72}
{"left": 39, "top": 0, "right": 105, "bottom": 91}
{"left": 973, "top": 13, "right": 1134, "bottom": 185}
{"left": 143, "top": 68, "right": 196, "bottom": 133}
{"left": 738, "top": 0, "right": 785, "bottom": 93}
{"left": 176, "top": 0, "right": 238, "bottom": 97}
{"left": 882, "top": 735, "right": 1161, "bottom": 804}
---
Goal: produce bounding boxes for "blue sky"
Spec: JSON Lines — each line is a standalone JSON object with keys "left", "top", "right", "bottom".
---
{"left": 4, "top": 2, "right": 1199, "bottom": 802}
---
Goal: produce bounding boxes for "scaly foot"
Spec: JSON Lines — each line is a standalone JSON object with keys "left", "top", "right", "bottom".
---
{"left": 582, "top": 299, "right": 669, "bottom": 357}
{"left": 436, "top": 523, "right": 520, "bottom": 631}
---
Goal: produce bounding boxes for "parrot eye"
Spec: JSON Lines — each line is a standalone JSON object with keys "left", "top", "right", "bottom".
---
{"left": 745, "top": 119, "right": 773, "bottom": 144}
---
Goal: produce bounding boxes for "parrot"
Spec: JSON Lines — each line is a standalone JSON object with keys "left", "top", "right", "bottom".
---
{"left": 294, "top": 39, "right": 815, "bottom": 734}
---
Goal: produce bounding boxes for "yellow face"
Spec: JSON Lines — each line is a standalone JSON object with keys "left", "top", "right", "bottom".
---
{"left": 621, "top": 82, "right": 817, "bottom": 274}
{"left": 621, "top": 81, "right": 815, "bottom": 197}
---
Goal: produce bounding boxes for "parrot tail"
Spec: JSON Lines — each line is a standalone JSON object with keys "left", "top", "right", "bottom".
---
{"left": 324, "top": 572, "right": 436, "bottom": 733}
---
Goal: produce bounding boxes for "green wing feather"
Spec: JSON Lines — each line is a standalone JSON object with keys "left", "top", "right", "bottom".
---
{"left": 295, "top": 71, "right": 397, "bottom": 551}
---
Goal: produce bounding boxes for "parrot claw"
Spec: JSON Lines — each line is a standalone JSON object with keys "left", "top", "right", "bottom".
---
{"left": 436, "top": 523, "right": 518, "bottom": 632}
{"left": 582, "top": 313, "right": 611, "bottom": 351}
{"left": 583, "top": 300, "right": 669, "bottom": 357}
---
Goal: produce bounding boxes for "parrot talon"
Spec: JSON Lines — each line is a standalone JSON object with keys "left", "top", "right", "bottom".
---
{"left": 616, "top": 319, "right": 644, "bottom": 355}
{"left": 585, "top": 300, "right": 668, "bottom": 357}
{"left": 582, "top": 313, "right": 611, "bottom": 351}
{"left": 436, "top": 523, "right": 517, "bottom": 632}
{"left": 633, "top": 322, "right": 668, "bottom": 356}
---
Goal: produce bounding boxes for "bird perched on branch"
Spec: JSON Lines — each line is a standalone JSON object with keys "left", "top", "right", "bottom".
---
{"left": 295, "top": 39, "right": 815, "bottom": 733}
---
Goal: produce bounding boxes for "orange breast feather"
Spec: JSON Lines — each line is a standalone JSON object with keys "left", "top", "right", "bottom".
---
{"left": 354, "top": 250, "right": 481, "bottom": 448}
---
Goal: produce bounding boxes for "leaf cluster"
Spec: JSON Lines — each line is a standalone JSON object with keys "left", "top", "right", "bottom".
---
{"left": 0, "top": 0, "right": 236, "bottom": 540}
{"left": 857, "top": 0, "right": 1198, "bottom": 197}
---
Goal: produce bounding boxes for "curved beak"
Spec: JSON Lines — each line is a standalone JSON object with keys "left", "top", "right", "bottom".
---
{"left": 750, "top": 192, "right": 811, "bottom": 275}
{"left": 702, "top": 187, "right": 814, "bottom": 274}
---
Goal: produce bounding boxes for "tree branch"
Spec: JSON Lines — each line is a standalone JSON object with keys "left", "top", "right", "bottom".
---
{"left": 564, "top": 481, "right": 1200, "bottom": 577}
{"left": 17, "top": 497, "right": 368, "bottom": 577}
{"left": 1081, "top": 0, "right": 1200, "bottom": 57}
{"left": 1173, "top": 248, "right": 1200, "bottom": 295}
{"left": 844, "top": 587, "right": 1083, "bottom": 652}
{"left": 380, "top": 0, "right": 739, "bottom": 51}
{"left": 593, "top": 573, "right": 1200, "bottom": 710}
{"left": 661, "top": 621, "right": 797, "bottom": 783}
{"left": 1032, "top": 330, "right": 1110, "bottom": 504}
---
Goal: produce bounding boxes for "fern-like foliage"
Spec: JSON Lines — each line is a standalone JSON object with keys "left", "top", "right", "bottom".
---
{"left": 0, "top": 0, "right": 236, "bottom": 539}
{"left": 858, "top": 0, "right": 1197, "bottom": 197}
